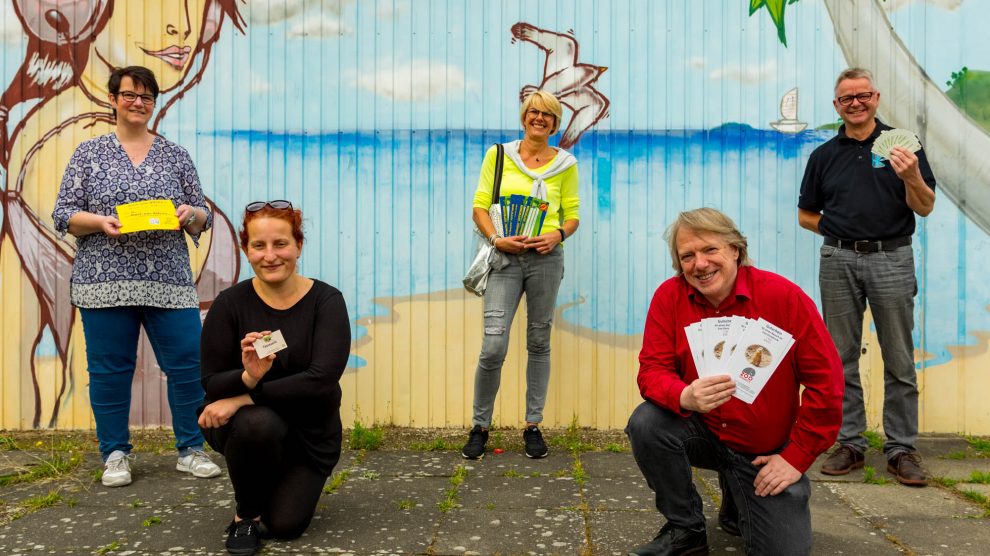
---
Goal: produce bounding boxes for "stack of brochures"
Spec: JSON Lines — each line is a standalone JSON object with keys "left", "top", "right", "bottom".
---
{"left": 496, "top": 194, "right": 549, "bottom": 237}
{"left": 683, "top": 316, "right": 795, "bottom": 404}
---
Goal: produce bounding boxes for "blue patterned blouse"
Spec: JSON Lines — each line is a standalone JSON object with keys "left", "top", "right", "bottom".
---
{"left": 52, "top": 133, "right": 213, "bottom": 309}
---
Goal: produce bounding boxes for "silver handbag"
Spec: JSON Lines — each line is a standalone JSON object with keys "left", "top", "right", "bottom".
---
{"left": 463, "top": 229, "right": 509, "bottom": 296}
{"left": 463, "top": 143, "right": 507, "bottom": 296}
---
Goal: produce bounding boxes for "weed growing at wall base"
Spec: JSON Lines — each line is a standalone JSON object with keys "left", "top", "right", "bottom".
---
{"left": 349, "top": 420, "right": 384, "bottom": 450}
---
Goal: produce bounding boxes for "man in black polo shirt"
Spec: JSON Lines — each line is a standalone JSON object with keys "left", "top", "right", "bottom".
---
{"left": 798, "top": 67, "right": 936, "bottom": 487}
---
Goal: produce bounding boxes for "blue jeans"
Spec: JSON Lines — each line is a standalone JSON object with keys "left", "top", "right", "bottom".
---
{"left": 626, "top": 402, "right": 812, "bottom": 556}
{"left": 471, "top": 245, "right": 564, "bottom": 427}
{"left": 819, "top": 244, "right": 918, "bottom": 457}
{"left": 80, "top": 306, "right": 206, "bottom": 460}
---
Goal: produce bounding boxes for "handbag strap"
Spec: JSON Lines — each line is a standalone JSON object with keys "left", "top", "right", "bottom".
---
{"left": 492, "top": 143, "right": 505, "bottom": 201}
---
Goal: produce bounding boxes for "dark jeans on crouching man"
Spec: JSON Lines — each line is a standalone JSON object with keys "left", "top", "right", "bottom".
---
{"left": 626, "top": 401, "right": 812, "bottom": 556}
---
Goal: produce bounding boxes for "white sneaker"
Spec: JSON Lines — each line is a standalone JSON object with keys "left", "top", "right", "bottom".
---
{"left": 176, "top": 450, "right": 222, "bottom": 478}
{"left": 102, "top": 450, "right": 133, "bottom": 487}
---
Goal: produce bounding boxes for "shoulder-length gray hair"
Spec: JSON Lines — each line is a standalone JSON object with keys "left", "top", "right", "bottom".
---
{"left": 665, "top": 208, "right": 753, "bottom": 274}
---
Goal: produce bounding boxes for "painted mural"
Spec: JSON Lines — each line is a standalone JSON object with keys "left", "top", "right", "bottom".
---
{"left": 0, "top": 0, "right": 988, "bottom": 434}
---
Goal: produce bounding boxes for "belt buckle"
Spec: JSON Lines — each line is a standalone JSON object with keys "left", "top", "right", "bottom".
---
{"left": 853, "top": 240, "right": 872, "bottom": 253}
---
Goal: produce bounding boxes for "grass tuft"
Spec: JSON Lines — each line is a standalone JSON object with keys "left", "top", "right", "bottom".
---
{"left": 142, "top": 516, "right": 162, "bottom": 527}
{"left": 409, "top": 438, "right": 456, "bottom": 451}
{"left": 96, "top": 541, "right": 121, "bottom": 555}
{"left": 438, "top": 465, "right": 469, "bottom": 513}
{"left": 0, "top": 452, "right": 82, "bottom": 487}
{"left": 863, "top": 465, "right": 890, "bottom": 485}
{"left": 323, "top": 470, "right": 350, "bottom": 494}
{"left": 969, "top": 471, "right": 990, "bottom": 484}
{"left": 349, "top": 420, "right": 384, "bottom": 451}
{"left": 862, "top": 430, "right": 884, "bottom": 452}
{"left": 966, "top": 436, "right": 990, "bottom": 456}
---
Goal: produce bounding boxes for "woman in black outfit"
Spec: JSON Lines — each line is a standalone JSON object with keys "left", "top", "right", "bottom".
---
{"left": 198, "top": 200, "right": 351, "bottom": 555}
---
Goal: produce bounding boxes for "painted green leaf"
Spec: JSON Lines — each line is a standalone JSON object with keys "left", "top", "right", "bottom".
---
{"left": 749, "top": 0, "right": 801, "bottom": 46}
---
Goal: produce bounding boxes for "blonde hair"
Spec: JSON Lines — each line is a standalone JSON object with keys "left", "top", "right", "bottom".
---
{"left": 665, "top": 208, "right": 753, "bottom": 274}
{"left": 519, "top": 90, "right": 563, "bottom": 135}
{"left": 834, "top": 67, "right": 875, "bottom": 94}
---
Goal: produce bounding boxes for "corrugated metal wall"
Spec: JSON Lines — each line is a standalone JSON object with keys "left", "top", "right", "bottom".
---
{"left": 1, "top": 0, "right": 989, "bottom": 433}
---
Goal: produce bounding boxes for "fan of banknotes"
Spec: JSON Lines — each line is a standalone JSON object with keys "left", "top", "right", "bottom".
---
{"left": 871, "top": 128, "right": 921, "bottom": 161}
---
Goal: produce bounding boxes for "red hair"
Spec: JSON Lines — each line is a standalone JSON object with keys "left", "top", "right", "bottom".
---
{"left": 239, "top": 206, "right": 304, "bottom": 250}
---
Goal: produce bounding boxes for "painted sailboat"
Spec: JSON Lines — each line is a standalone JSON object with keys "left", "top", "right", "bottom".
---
{"left": 770, "top": 87, "right": 808, "bottom": 133}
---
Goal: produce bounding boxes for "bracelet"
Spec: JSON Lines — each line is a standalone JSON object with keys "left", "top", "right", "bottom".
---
{"left": 185, "top": 211, "right": 197, "bottom": 229}
{"left": 488, "top": 232, "right": 501, "bottom": 247}
{"left": 557, "top": 228, "right": 566, "bottom": 241}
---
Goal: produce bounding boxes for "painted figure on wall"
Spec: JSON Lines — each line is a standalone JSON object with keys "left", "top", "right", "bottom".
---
{"left": 511, "top": 22, "right": 609, "bottom": 149}
{"left": 0, "top": 0, "right": 245, "bottom": 427}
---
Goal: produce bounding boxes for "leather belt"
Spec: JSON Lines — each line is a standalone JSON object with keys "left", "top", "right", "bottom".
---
{"left": 824, "top": 235, "right": 911, "bottom": 253}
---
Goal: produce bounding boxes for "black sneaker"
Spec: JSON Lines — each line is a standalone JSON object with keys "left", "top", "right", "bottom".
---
{"left": 523, "top": 425, "right": 548, "bottom": 458}
{"left": 462, "top": 425, "right": 489, "bottom": 460}
{"left": 225, "top": 519, "right": 260, "bottom": 555}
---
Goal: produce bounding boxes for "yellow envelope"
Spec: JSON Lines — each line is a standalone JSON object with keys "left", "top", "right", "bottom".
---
{"left": 116, "top": 199, "right": 179, "bottom": 233}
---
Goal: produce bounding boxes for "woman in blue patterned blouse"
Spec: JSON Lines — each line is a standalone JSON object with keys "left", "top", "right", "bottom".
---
{"left": 52, "top": 66, "right": 222, "bottom": 487}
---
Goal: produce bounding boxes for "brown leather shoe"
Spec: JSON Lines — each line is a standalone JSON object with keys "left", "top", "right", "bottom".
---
{"left": 887, "top": 452, "right": 928, "bottom": 486}
{"left": 820, "top": 445, "right": 865, "bottom": 476}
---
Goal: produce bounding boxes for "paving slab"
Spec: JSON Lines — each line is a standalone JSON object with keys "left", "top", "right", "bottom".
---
{"left": 824, "top": 480, "right": 990, "bottom": 556}
{"left": 460, "top": 474, "right": 582, "bottom": 510}
{"left": 583, "top": 475, "right": 655, "bottom": 511}
{"left": 352, "top": 450, "right": 464, "bottom": 477}
{"left": 580, "top": 452, "right": 641, "bottom": 478}
{"left": 433, "top": 508, "right": 586, "bottom": 555}
{"left": 461, "top": 452, "right": 574, "bottom": 478}
{"left": 1, "top": 437, "right": 989, "bottom": 555}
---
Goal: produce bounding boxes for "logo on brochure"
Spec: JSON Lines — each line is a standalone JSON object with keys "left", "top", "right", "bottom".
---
{"left": 739, "top": 367, "right": 756, "bottom": 383}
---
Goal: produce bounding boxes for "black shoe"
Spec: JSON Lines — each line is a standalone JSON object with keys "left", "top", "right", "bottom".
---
{"left": 717, "top": 475, "right": 740, "bottom": 537}
{"left": 523, "top": 425, "right": 548, "bottom": 458}
{"left": 629, "top": 523, "right": 709, "bottom": 556}
{"left": 225, "top": 519, "right": 260, "bottom": 555}
{"left": 461, "top": 425, "right": 489, "bottom": 460}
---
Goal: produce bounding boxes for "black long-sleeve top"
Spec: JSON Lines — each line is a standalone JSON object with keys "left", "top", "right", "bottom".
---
{"left": 200, "top": 279, "right": 351, "bottom": 475}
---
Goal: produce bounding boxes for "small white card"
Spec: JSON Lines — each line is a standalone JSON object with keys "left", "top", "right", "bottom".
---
{"left": 723, "top": 318, "right": 795, "bottom": 404}
{"left": 253, "top": 330, "right": 288, "bottom": 359}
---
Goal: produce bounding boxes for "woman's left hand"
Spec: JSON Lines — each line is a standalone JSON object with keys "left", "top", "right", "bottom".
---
{"left": 175, "top": 204, "right": 198, "bottom": 230}
{"left": 523, "top": 231, "right": 562, "bottom": 255}
{"left": 198, "top": 395, "right": 252, "bottom": 429}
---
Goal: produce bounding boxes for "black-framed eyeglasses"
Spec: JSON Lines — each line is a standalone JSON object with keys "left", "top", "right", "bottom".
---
{"left": 246, "top": 200, "right": 293, "bottom": 212}
{"left": 116, "top": 91, "right": 157, "bottom": 105}
{"left": 836, "top": 92, "right": 876, "bottom": 107}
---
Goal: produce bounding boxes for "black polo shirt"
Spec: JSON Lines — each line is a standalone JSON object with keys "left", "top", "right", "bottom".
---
{"left": 798, "top": 119, "right": 937, "bottom": 241}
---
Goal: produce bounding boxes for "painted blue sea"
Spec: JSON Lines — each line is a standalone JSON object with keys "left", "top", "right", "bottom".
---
{"left": 194, "top": 127, "right": 990, "bottom": 369}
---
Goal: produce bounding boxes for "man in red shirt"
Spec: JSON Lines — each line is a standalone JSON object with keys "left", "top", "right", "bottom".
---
{"left": 626, "top": 208, "right": 843, "bottom": 556}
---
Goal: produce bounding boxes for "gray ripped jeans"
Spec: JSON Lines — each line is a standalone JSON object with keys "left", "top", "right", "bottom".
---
{"left": 471, "top": 245, "right": 564, "bottom": 428}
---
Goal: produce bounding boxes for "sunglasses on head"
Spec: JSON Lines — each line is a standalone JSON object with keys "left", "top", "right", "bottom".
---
{"left": 246, "top": 200, "right": 293, "bottom": 212}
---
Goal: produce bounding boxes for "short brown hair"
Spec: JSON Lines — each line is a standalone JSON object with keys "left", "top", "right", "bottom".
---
{"left": 239, "top": 204, "right": 304, "bottom": 250}
{"left": 834, "top": 67, "right": 874, "bottom": 95}
{"left": 519, "top": 90, "right": 563, "bottom": 135}
{"left": 665, "top": 208, "right": 753, "bottom": 274}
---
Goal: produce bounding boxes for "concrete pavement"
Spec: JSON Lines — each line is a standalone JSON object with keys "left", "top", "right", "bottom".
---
{"left": 0, "top": 433, "right": 988, "bottom": 555}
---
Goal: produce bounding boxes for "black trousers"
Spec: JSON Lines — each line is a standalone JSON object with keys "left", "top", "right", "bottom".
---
{"left": 626, "top": 401, "right": 812, "bottom": 556}
{"left": 202, "top": 405, "right": 330, "bottom": 539}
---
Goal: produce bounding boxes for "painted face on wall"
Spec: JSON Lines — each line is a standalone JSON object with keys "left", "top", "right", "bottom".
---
{"left": 91, "top": 0, "right": 207, "bottom": 91}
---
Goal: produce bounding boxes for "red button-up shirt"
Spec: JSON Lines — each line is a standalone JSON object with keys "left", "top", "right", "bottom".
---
{"left": 637, "top": 265, "right": 843, "bottom": 472}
